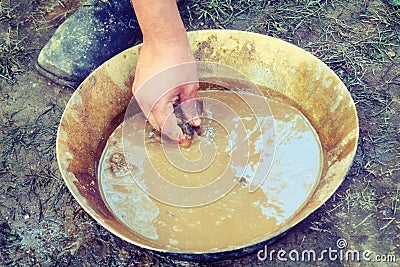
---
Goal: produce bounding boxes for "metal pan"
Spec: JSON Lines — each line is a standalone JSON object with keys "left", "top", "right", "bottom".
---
{"left": 56, "top": 30, "right": 358, "bottom": 260}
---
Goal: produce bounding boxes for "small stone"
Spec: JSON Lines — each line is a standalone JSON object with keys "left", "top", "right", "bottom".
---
{"left": 178, "top": 138, "right": 192, "bottom": 148}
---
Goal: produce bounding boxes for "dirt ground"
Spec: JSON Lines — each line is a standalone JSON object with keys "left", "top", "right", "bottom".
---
{"left": 0, "top": 0, "right": 399, "bottom": 266}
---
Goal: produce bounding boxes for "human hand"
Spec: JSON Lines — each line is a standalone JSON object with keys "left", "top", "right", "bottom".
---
{"left": 132, "top": 39, "right": 201, "bottom": 142}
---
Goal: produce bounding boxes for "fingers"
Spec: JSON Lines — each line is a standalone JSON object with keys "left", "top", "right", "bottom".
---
{"left": 179, "top": 82, "right": 202, "bottom": 127}
{"left": 160, "top": 113, "right": 184, "bottom": 142}
{"left": 151, "top": 99, "right": 184, "bottom": 141}
{"left": 146, "top": 112, "right": 160, "bottom": 132}
{"left": 146, "top": 83, "right": 200, "bottom": 141}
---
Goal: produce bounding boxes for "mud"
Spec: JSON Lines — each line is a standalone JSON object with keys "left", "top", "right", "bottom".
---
{"left": 99, "top": 90, "right": 322, "bottom": 252}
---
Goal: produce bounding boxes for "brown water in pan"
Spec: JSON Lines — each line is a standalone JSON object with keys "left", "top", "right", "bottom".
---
{"left": 98, "top": 90, "right": 322, "bottom": 252}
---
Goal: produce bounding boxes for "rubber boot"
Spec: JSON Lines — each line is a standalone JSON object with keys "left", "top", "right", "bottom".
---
{"left": 36, "top": 0, "right": 140, "bottom": 88}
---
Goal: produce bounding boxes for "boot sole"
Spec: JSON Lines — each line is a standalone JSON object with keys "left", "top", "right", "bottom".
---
{"left": 35, "top": 62, "right": 81, "bottom": 89}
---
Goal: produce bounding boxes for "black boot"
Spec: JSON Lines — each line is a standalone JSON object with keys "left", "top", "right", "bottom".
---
{"left": 36, "top": 0, "right": 140, "bottom": 88}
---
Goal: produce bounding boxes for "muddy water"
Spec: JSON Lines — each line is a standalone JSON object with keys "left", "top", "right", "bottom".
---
{"left": 98, "top": 90, "right": 322, "bottom": 252}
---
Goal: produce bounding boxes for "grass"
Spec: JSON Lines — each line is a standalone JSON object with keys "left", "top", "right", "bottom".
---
{"left": 28, "top": 0, "right": 79, "bottom": 31}
{"left": 184, "top": 0, "right": 257, "bottom": 28}
{"left": 328, "top": 187, "right": 378, "bottom": 215}
{"left": 304, "top": 2, "right": 399, "bottom": 72}
{"left": 0, "top": 0, "right": 29, "bottom": 81}
{"left": 0, "top": 0, "right": 16, "bottom": 21}
{"left": 0, "top": 27, "right": 29, "bottom": 81}
{"left": 0, "top": 0, "right": 80, "bottom": 81}
{"left": 0, "top": 101, "right": 69, "bottom": 265}
{"left": 0, "top": 104, "right": 60, "bottom": 169}
{"left": 0, "top": 221, "right": 23, "bottom": 265}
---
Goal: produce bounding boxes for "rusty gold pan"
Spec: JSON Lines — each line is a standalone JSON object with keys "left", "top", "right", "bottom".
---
{"left": 56, "top": 30, "right": 358, "bottom": 259}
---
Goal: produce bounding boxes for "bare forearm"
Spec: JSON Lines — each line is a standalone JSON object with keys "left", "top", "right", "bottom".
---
{"left": 131, "top": 1, "right": 199, "bottom": 141}
{"left": 131, "top": 0, "right": 187, "bottom": 45}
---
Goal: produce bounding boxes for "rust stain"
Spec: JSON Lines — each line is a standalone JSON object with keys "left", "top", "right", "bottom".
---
{"left": 63, "top": 67, "right": 132, "bottom": 218}
{"left": 73, "top": 174, "right": 113, "bottom": 220}
{"left": 239, "top": 40, "right": 256, "bottom": 59}
{"left": 124, "top": 75, "right": 135, "bottom": 89}
{"left": 194, "top": 34, "right": 218, "bottom": 60}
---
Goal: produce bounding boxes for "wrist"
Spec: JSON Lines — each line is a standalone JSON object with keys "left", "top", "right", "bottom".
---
{"left": 132, "top": 0, "right": 188, "bottom": 46}
{"left": 143, "top": 30, "right": 190, "bottom": 50}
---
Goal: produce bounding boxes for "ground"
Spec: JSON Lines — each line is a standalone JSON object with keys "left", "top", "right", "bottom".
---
{"left": 0, "top": 0, "right": 399, "bottom": 266}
